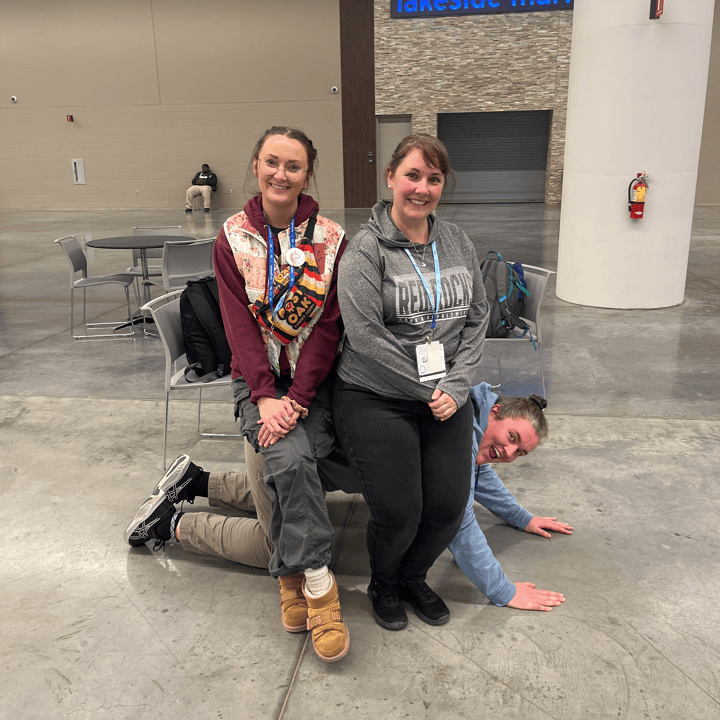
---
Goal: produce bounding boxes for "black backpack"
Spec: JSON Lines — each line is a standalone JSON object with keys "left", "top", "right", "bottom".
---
{"left": 179, "top": 276, "right": 232, "bottom": 382}
{"left": 480, "top": 251, "right": 530, "bottom": 338}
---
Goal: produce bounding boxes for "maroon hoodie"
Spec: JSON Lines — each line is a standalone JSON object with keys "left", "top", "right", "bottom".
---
{"left": 213, "top": 193, "right": 346, "bottom": 408}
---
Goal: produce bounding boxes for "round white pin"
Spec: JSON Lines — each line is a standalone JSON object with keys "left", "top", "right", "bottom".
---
{"left": 285, "top": 247, "right": 305, "bottom": 267}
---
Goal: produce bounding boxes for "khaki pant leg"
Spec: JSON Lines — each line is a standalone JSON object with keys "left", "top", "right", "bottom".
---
{"left": 209, "top": 470, "right": 256, "bottom": 513}
{"left": 204, "top": 444, "right": 269, "bottom": 535}
{"left": 244, "top": 437, "right": 272, "bottom": 537}
{"left": 177, "top": 512, "right": 272, "bottom": 568}
{"left": 176, "top": 453, "right": 273, "bottom": 568}
{"left": 185, "top": 186, "right": 201, "bottom": 209}
{"left": 199, "top": 185, "right": 212, "bottom": 208}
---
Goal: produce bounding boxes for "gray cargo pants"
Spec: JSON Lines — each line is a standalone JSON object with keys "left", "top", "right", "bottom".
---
{"left": 232, "top": 376, "right": 336, "bottom": 577}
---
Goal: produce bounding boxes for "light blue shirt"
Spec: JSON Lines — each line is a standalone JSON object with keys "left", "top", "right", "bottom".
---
{"left": 448, "top": 383, "right": 533, "bottom": 606}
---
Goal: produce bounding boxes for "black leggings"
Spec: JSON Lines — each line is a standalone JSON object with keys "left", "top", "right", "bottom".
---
{"left": 332, "top": 378, "right": 472, "bottom": 588}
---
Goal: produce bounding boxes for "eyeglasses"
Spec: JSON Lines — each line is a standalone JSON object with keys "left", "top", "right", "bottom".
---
{"left": 258, "top": 157, "right": 308, "bottom": 181}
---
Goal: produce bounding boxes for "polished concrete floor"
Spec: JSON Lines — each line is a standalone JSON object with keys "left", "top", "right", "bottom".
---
{"left": 1, "top": 203, "right": 719, "bottom": 720}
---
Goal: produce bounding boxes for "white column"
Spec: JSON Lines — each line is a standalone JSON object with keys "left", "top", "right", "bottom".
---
{"left": 556, "top": 1, "right": 715, "bottom": 309}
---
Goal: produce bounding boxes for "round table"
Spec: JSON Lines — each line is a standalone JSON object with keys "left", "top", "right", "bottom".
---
{"left": 86, "top": 235, "right": 196, "bottom": 305}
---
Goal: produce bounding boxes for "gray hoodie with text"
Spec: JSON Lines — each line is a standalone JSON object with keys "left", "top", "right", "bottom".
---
{"left": 336, "top": 201, "right": 488, "bottom": 408}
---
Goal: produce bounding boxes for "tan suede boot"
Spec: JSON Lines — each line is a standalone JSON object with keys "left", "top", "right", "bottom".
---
{"left": 278, "top": 573, "right": 308, "bottom": 633}
{"left": 303, "top": 571, "right": 350, "bottom": 663}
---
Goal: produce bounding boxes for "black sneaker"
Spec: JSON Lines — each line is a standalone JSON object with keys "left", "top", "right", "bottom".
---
{"left": 398, "top": 581, "right": 450, "bottom": 626}
{"left": 124, "top": 494, "right": 175, "bottom": 548}
{"left": 204, "top": 208, "right": 210, "bottom": 213}
{"left": 367, "top": 581, "right": 408, "bottom": 631}
{"left": 153, "top": 454, "right": 202, "bottom": 504}
{"left": 185, "top": 208, "right": 192, "bottom": 213}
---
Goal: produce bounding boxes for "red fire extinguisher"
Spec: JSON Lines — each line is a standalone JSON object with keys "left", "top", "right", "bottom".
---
{"left": 628, "top": 172, "right": 648, "bottom": 219}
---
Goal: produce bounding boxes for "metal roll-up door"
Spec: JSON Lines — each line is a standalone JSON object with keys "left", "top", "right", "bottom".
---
{"left": 438, "top": 111, "right": 551, "bottom": 203}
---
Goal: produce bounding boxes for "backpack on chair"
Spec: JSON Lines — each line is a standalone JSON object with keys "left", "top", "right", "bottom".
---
{"left": 480, "top": 250, "right": 530, "bottom": 338}
{"left": 180, "top": 276, "right": 232, "bottom": 382}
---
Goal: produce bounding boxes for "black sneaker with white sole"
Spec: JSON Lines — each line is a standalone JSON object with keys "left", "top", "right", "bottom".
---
{"left": 153, "top": 454, "right": 203, "bottom": 505}
{"left": 124, "top": 494, "right": 175, "bottom": 548}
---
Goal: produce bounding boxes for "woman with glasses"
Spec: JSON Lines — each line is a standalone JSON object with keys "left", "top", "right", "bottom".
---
{"left": 332, "top": 134, "right": 489, "bottom": 631}
{"left": 213, "top": 126, "right": 349, "bottom": 663}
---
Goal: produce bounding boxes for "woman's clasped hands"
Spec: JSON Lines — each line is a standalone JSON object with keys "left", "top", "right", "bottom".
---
{"left": 256, "top": 396, "right": 300, "bottom": 447}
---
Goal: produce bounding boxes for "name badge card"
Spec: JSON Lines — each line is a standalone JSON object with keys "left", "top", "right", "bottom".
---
{"left": 416, "top": 341, "right": 446, "bottom": 382}
{"left": 268, "top": 339, "right": 281, "bottom": 376}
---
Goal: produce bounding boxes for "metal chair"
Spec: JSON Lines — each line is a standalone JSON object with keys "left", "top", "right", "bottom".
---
{"left": 126, "top": 226, "right": 183, "bottom": 282}
{"left": 54, "top": 235, "right": 137, "bottom": 340}
{"left": 142, "top": 290, "right": 239, "bottom": 469}
{"left": 161, "top": 238, "right": 216, "bottom": 291}
{"left": 484, "top": 264, "right": 555, "bottom": 397}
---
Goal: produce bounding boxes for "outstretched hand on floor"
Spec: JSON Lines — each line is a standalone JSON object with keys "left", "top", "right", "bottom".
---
{"left": 507, "top": 582, "right": 565, "bottom": 612}
{"left": 524, "top": 516, "right": 573, "bottom": 538}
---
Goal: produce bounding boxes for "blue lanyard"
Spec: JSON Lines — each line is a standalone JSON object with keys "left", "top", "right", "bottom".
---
{"left": 404, "top": 242, "right": 441, "bottom": 340}
{"left": 267, "top": 218, "right": 296, "bottom": 319}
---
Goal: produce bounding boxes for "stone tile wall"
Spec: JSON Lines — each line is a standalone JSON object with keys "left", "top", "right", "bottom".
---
{"left": 374, "top": 1, "right": 573, "bottom": 204}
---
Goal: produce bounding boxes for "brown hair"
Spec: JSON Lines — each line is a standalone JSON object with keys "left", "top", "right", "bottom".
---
{"left": 385, "top": 134, "right": 456, "bottom": 197}
{"left": 246, "top": 126, "right": 319, "bottom": 197}
{"left": 494, "top": 394, "right": 549, "bottom": 443}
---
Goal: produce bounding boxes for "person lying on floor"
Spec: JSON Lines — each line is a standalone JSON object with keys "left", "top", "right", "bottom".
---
{"left": 124, "top": 382, "right": 571, "bottom": 613}
{"left": 448, "top": 382, "right": 572, "bottom": 612}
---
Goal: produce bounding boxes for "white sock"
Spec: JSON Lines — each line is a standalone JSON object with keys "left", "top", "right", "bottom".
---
{"left": 303, "top": 566, "right": 332, "bottom": 597}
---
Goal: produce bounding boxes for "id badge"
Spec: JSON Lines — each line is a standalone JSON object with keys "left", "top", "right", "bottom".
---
{"left": 416, "top": 341, "right": 446, "bottom": 382}
{"left": 267, "top": 339, "right": 281, "bottom": 376}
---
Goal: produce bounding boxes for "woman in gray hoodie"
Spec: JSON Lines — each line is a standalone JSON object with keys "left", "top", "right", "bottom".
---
{"left": 332, "top": 135, "right": 489, "bottom": 630}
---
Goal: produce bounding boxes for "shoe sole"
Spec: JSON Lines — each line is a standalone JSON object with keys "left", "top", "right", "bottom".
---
{"left": 371, "top": 609, "right": 408, "bottom": 631}
{"left": 367, "top": 587, "right": 408, "bottom": 631}
{"left": 153, "top": 454, "right": 192, "bottom": 499}
{"left": 403, "top": 602, "right": 450, "bottom": 626}
{"left": 124, "top": 493, "right": 169, "bottom": 546}
{"left": 282, "top": 617, "right": 308, "bottom": 633}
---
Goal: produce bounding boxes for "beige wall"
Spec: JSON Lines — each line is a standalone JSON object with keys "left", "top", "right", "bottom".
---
{"left": 0, "top": 0, "right": 344, "bottom": 210}
{"left": 374, "top": 1, "right": 573, "bottom": 204}
{"left": 697, "top": 0, "right": 720, "bottom": 206}
{"left": 3, "top": 1, "right": 718, "bottom": 210}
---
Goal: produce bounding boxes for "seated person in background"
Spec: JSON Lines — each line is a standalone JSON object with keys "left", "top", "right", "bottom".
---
{"left": 185, "top": 164, "right": 218, "bottom": 213}
{"left": 125, "top": 383, "right": 570, "bottom": 614}
{"left": 449, "top": 382, "right": 572, "bottom": 612}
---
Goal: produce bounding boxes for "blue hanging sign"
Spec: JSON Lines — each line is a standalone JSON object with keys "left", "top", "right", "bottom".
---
{"left": 391, "top": 0, "right": 573, "bottom": 18}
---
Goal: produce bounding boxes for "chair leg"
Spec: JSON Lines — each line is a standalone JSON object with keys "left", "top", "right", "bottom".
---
{"left": 495, "top": 343, "right": 503, "bottom": 392}
{"left": 537, "top": 341, "right": 547, "bottom": 397}
{"left": 131, "top": 281, "right": 141, "bottom": 314}
{"left": 69, "top": 287, "right": 75, "bottom": 337}
{"left": 197, "top": 385, "right": 242, "bottom": 439}
{"left": 163, "top": 391, "right": 171, "bottom": 471}
{"left": 70, "top": 284, "right": 136, "bottom": 340}
{"left": 125, "top": 286, "right": 132, "bottom": 322}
